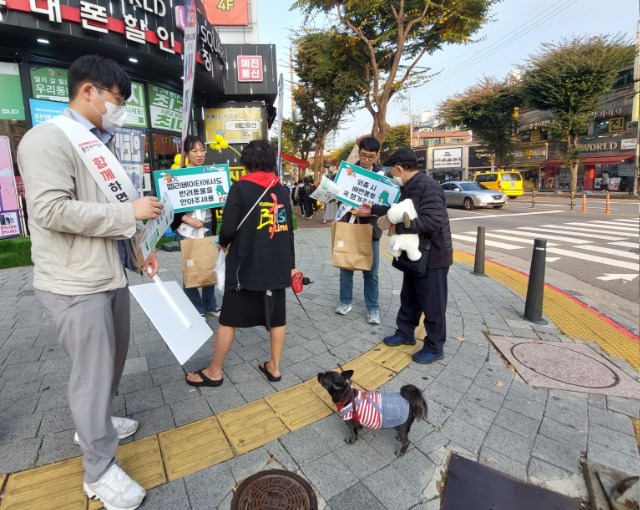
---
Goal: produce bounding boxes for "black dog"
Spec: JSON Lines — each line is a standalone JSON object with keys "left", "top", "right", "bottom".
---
{"left": 317, "top": 370, "right": 427, "bottom": 456}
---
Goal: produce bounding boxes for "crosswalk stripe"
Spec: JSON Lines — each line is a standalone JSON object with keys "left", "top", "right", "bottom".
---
{"left": 613, "top": 219, "right": 639, "bottom": 224}
{"left": 506, "top": 229, "right": 599, "bottom": 244}
{"left": 566, "top": 222, "right": 639, "bottom": 233}
{"left": 608, "top": 241, "right": 640, "bottom": 248}
{"left": 545, "top": 247, "right": 640, "bottom": 271}
{"left": 574, "top": 244, "right": 640, "bottom": 261}
{"left": 451, "top": 234, "right": 523, "bottom": 250}
{"left": 587, "top": 220, "right": 639, "bottom": 230}
{"left": 531, "top": 226, "right": 627, "bottom": 241}
{"left": 482, "top": 232, "right": 558, "bottom": 246}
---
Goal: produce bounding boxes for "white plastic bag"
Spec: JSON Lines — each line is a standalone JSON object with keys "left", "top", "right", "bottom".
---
{"left": 214, "top": 250, "right": 226, "bottom": 294}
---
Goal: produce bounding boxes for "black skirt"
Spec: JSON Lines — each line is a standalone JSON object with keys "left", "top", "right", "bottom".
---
{"left": 219, "top": 288, "right": 286, "bottom": 329}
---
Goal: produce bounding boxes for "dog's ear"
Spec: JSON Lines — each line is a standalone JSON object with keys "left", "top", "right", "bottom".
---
{"left": 341, "top": 369, "right": 354, "bottom": 380}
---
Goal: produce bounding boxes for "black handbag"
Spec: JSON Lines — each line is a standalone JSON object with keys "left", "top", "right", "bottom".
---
{"left": 391, "top": 241, "right": 431, "bottom": 277}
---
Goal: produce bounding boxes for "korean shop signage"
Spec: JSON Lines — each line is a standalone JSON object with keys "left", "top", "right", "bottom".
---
{"left": 0, "top": 63, "right": 25, "bottom": 121}
{"left": 30, "top": 67, "right": 69, "bottom": 102}
{"left": 2, "top": 0, "right": 225, "bottom": 76}
{"left": 204, "top": 106, "right": 263, "bottom": 144}
{"left": 237, "top": 56, "right": 263, "bottom": 82}
{"left": 125, "top": 82, "right": 148, "bottom": 129}
{"left": 149, "top": 85, "right": 183, "bottom": 133}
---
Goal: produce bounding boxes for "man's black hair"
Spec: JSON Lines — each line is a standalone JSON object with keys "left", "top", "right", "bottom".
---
{"left": 240, "top": 139, "right": 277, "bottom": 173}
{"left": 184, "top": 134, "right": 205, "bottom": 153}
{"left": 396, "top": 160, "right": 419, "bottom": 171}
{"left": 68, "top": 55, "right": 132, "bottom": 101}
{"left": 358, "top": 136, "right": 381, "bottom": 153}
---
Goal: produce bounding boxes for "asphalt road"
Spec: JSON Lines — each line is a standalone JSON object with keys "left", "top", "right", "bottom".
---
{"left": 446, "top": 194, "right": 639, "bottom": 308}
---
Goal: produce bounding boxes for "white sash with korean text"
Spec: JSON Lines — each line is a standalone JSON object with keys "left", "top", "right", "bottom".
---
{"left": 47, "top": 115, "right": 139, "bottom": 204}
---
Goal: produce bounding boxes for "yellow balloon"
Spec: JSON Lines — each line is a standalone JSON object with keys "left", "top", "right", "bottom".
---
{"left": 220, "top": 140, "right": 229, "bottom": 149}
{"left": 214, "top": 134, "right": 224, "bottom": 143}
{"left": 211, "top": 143, "right": 221, "bottom": 150}
{"left": 171, "top": 164, "right": 180, "bottom": 169}
{"left": 173, "top": 154, "right": 181, "bottom": 165}
{"left": 185, "top": 157, "right": 189, "bottom": 165}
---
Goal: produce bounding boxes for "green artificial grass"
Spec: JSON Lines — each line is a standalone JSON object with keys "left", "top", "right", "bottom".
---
{"left": 0, "top": 236, "right": 33, "bottom": 269}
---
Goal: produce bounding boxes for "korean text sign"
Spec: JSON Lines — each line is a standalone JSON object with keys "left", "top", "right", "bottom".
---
{"left": 154, "top": 164, "right": 231, "bottom": 213}
{"left": 0, "top": 136, "right": 21, "bottom": 239}
{"left": 334, "top": 161, "right": 400, "bottom": 209}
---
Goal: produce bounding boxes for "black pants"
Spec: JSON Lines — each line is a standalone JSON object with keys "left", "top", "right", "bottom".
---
{"left": 395, "top": 266, "right": 449, "bottom": 354}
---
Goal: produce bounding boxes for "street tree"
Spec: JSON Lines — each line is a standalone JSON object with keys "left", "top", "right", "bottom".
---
{"left": 520, "top": 35, "right": 634, "bottom": 195}
{"left": 293, "top": 30, "right": 367, "bottom": 182}
{"left": 380, "top": 123, "right": 411, "bottom": 160}
{"left": 292, "top": 0, "right": 497, "bottom": 143}
{"left": 439, "top": 77, "right": 519, "bottom": 168}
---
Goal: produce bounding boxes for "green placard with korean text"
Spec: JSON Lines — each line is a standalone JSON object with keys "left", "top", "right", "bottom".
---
{"left": 0, "top": 63, "right": 25, "bottom": 120}
{"left": 149, "top": 85, "right": 183, "bottom": 133}
{"left": 125, "top": 82, "right": 148, "bottom": 129}
{"left": 30, "top": 66, "right": 69, "bottom": 102}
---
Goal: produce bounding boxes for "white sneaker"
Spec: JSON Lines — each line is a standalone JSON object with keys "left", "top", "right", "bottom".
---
{"left": 74, "top": 417, "right": 139, "bottom": 445}
{"left": 367, "top": 309, "right": 381, "bottom": 325}
{"left": 335, "top": 303, "right": 352, "bottom": 315}
{"left": 205, "top": 308, "right": 221, "bottom": 318}
{"left": 83, "top": 464, "right": 146, "bottom": 510}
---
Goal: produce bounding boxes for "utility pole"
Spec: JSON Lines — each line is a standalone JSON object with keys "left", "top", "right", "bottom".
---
{"left": 634, "top": 19, "right": 639, "bottom": 195}
{"left": 289, "top": 47, "right": 296, "bottom": 121}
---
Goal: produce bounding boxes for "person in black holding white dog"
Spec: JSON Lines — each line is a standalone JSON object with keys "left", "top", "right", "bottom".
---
{"left": 358, "top": 148, "right": 453, "bottom": 364}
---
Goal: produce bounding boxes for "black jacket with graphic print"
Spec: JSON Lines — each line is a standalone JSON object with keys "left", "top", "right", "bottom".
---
{"left": 219, "top": 171, "right": 295, "bottom": 291}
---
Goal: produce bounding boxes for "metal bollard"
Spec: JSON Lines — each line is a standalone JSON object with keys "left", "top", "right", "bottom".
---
{"left": 472, "top": 226, "right": 487, "bottom": 276}
{"left": 531, "top": 188, "right": 536, "bottom": 208}
{"left": 523, "top": 238, "right": 548, "bottom": 324}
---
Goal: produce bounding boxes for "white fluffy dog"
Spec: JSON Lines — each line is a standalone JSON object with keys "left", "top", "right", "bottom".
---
{"left": 377, "top": 199, "right": 422, "bottom": 261}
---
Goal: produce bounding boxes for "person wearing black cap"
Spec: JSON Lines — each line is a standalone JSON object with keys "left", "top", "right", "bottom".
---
{"left": 358, "top": 147, "right": 453, "bottom": 364}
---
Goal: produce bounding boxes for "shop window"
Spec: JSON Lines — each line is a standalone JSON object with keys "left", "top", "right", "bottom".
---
{"left": 613, "top": 68, "right": 633, "bottom": 89}
{"left": 594, "top": 119, "right": 609, "bottom": 135}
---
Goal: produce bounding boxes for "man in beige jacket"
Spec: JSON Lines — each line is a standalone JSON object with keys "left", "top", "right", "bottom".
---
{"left": 18, "top": 55, "right": 161, "bottom": 510}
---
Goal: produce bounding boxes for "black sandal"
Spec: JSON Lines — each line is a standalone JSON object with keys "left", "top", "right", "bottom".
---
{"left": 258, "top": 361, "right": 281, "bottom": 382}
{"left": 186, "top": 369, "right": 223, "bottom": 387}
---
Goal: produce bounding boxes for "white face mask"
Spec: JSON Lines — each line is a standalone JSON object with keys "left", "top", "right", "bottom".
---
{"left": 393, "top": 176, "right": 404, "bottom": 187}
{"left": 92, "top": 87, "right": 128, "bottom": 131}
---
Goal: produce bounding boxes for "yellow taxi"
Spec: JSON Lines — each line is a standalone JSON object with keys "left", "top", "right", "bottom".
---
{"left": 471, "top": 170, "right": 524, "bottom": 198}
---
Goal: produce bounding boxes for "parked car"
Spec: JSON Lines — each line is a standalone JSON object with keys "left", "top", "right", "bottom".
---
{"left": 471, "top": 170, "right": 524, "bottom": 198}
{"left": 441, "top": 181, "right": 507, "bottom": 210}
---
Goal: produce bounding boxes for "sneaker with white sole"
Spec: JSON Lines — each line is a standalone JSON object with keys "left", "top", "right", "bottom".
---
{"left": 74, "top": 417, "right": 139, "bottom": 445}
{"left": 83, "top": 463, "right": 145, "bottom": 510}
{"left": 335, "top": 303, "right": 352, "bottom": 315}
{"left": 367, "top": 309, "right": 381, "bottom": 324}
{"left": 205, "top": 308, "right": 221, "bottom": 317}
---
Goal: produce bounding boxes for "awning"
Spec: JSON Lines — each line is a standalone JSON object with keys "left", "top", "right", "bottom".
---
{"left": 580, "top": 154, "right": 634, "bottom": 165}
{"left": 279, "top": 152, "right": 310, "bottom": 168}
{"left": 540, "top": 154, "right": 634, "bottom": 166}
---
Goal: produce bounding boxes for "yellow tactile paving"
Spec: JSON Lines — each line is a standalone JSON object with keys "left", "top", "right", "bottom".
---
{"left": 364, "top": 343, "right": 413, "bottom": 373}
{"left": 454, "top": 251, "right": 640, "bottom": 369}
{"left": 158, "top": 417, "right": 233, "bottom": 482}
{"left": 265, "top": 384, "right": 333, "bottom": 431}
{"left": 340, "top": 356, "right": 396, "bottom": 390}
{"left": 305, "top": 377, "right": 338, "bottom": 410}
{"left": 217, "top": 400, "right": 289, "bottom": 454}
{"left": 0, "top": 473, "right": 5, "bottom": 494}
{"left": 0, "top": 457, "right": 86, "bottom": 510}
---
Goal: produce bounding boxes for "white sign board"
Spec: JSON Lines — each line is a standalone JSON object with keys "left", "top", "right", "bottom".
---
{"left": 310, "top": 176, "right": 340, "bottom": 203}
{"left": 129, "top": 278, "right": 213, "bottom": 365}
{"left": 138, "top": 192, "right": 174, "bottom": 261}
{"left": 334, "top": 161, "right": 400, "bottom": 208}
{"left": 433, "top": 147, "right": 463, "bottom": 169}
{"left": 621, "top": 138, "right": 637, "bottom": 150}
{"left": 154, "top": 164, "right": 231, "bottom": 213}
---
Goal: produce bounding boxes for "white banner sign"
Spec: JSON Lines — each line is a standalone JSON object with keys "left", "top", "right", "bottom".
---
{"left": 433, "top": 147, "right": 463, "bottom": 169}
{"left": 334, "top": 161, "right": 400, "bottom": 208}
{"left": 310, "top": 176, "right": 340, "bottom": 203}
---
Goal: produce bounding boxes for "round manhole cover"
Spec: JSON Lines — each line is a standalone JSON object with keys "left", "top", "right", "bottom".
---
{"left": 511, "top": 343, "right": 619, "bottom": 389}
{"left": 231, "top": 469, "right": 318, "bottom": 510}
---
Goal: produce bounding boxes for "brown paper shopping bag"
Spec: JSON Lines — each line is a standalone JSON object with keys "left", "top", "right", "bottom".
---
{"left": 331, "top": 221, "right": 373, "bottom": 271}
{"left": 181, "top": 237, "right": 218, "bottom": 288}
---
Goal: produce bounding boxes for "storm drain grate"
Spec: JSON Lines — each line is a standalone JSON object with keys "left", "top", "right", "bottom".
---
{"left": 231, "top": 469, "right": 318, "bottom": 510}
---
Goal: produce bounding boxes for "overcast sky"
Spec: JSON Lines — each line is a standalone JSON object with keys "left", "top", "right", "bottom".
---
{"left": 257, "top": 0, "right": 637, "bottom": 148}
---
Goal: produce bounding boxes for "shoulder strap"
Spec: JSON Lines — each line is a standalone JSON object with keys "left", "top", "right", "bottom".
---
{"left": 237, "top": 179, "right": 277, "bottom": 230}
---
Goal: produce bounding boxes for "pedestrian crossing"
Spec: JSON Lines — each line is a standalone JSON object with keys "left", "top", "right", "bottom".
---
{"left": 452, "top": 218, "right": 640, "bottom": 276}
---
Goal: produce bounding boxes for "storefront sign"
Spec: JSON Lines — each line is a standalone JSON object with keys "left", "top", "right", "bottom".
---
{"left": 29, "top": 98, "right": 67, "bottom": 126}
{"left": 197, "top": 0, "right": 249, "bottom": 26}
{"left": 0, "top": 136, "right": 21, "bottom": 239}
{"left": 181, "top": 0, "right": 198, "bottom": 146}
{"left": 30, "top": 67, "right": 69, "bottom": 102}
{"left": 0, "top": 63, "right": 26, "bottom": 121}
{"left": 149, "top": 85, "right": 183, "bottom": 133}
{"left": 125, "top": 82, "right": 148, "bottom": 129}
{"left": 433, "top": 147, "right": 462, "bottom": 169}
{"left": 204, "top": 107, "right": 262, "bottom": 144}
{"left": 237, "top": 56, "right": 263, "bottom": 82}
{"left": 114, "top": 128, "right": 145, "bottom": 196}
{"left": 334, "top": 161, "right": 400, "bottom": 209}
{"left": 608, "top": 117, "right": 625, "bottom": 132}
{"left": 621, "top": 139, "right": 637, "bottom": 150}
{"left": 153, "top": 164, "right": 231, "bottom": 213}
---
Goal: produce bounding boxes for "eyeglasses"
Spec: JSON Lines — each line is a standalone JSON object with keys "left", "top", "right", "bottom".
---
{"left": 94, "top": 86, "right": 127, "bottom": 107}
{"left": 359, "top": 152, "right": 378, "bottom": 161}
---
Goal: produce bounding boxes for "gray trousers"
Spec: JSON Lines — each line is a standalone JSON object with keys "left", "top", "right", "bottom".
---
{"left": 36, "top": 287, "right": 130, "bottom": 482}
